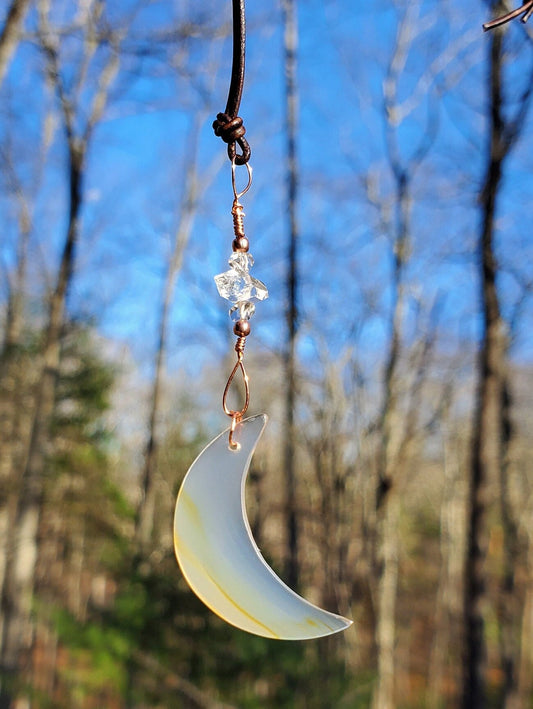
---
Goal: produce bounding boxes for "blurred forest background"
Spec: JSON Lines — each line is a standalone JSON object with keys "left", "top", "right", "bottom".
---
{"left": 0, "top": 0, "right": 532, "bottom": 707}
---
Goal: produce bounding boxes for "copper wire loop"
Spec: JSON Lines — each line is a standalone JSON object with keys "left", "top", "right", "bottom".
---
{"left": 222, "top": 347, "right": 249, "bottom": 416}
{"left": 223, "top": 351, "right": 250, "bottom": 450}
{"left": 235, "top": 335, "right": 246, "bottom": 357}
{"left": 228, "top": 414, "right": 241, "bottom": 450}
{"left": 231, "top": 158, "right": 253, "bottom": 201}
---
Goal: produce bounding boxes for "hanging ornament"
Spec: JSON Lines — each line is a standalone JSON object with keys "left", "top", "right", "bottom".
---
{"left": 173, "top": 0, "right": 351, "bottom": 640}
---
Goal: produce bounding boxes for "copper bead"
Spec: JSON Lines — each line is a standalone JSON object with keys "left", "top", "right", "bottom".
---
{"left": 232, "top": 236, "right": 249, "bottom": 252}
{"left": 233, "top": 320, "right": 251, "bottom": 337}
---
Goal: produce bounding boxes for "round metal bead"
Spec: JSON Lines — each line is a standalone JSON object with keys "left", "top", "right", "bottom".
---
{"left": 233, "top": 319, "right": 251, "bottom": 337}
{"left": 232, "top": 236, "right": 249, "bottom": 252}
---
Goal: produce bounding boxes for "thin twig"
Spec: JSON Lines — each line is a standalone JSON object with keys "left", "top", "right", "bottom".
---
{"left": 483, "top": 1, "right": 533, "bottom": 31}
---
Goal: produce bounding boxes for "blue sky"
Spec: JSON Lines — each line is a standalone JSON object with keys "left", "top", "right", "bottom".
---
{"left": 1, "top": 0, "right": 533, "bottom": 386}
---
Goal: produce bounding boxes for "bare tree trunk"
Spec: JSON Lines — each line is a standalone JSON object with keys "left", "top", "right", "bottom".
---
{"left": 281, "top": 0, "right": 300, "bottom": 592}
{"left": 135, "top": 121, "right": 200, "bottom": 553}
{"left": 0, "top": 91, "right": 58, "bottom": 669}
{"left": 0, "top": 167, "right": 34, "bottom": 604}
{"left": 68, "top": 518, "right": 86, "bottom": 621}
{"left": 0, "top": 5, "right": 120, "bottom": 698}
{"left": 373, "top": 492, "right": 400, "bottom": 709}
{"left": 0, "top": 143, "right": 85, "bottom": 706}
{"left": 0, "top": 0, "right": 31, "bottom": 86}
{"left": 462, "top": 169, "right": 506, "bottom": 707}
{"left": 2, "top": 200, "right": 31, "bottom": 353}
{"left": 427, "top": 419, "right": 466, "bottom": 706}
{"left": 0, "top": 355, "right": 38, "bottom": 658}
{"left": 370, "top": 7, "right": 426, "bottom": 702}
{"left": 462, "top": 17, "right": 533, "bottom": 706}
{"left": 497, "top": 376, "right": 522, "bottom": 709}
{"left": 32, "top": 502, "right": 64, "bottom": 704}
{"left": 373, "top": 402, "right": 402, "bottom": 709}
{"left": 511, "top": 535, "right": 533, "bottom": 709}
{"left": 0, "top": 163, "right": 33, "bottom": 566}
{"left": 372, "top": 154, "right": 411, "bottom": 709}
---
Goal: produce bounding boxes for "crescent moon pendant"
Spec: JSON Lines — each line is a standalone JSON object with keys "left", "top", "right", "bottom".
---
{"left": 174, "top": 414, "right": 352, "bottom": 640}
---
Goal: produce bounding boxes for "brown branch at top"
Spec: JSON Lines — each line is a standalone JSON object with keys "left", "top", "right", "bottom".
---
{"left": 0, "top": 0, "right": 32, "bottom": 86}
{"left": 483, "top": 1, "right": 533, "bottom": 31}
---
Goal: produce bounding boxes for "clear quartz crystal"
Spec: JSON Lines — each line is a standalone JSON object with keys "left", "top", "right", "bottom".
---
{"left": 215, "top": 250, "right": 268, "bottom": 316}
{"left": 229, "top": 252, "right": 254, "bottom": 273}
{"left": 214, "top": 270, "right": 253, "bottom": 302}
{"left": 250, "top": 277, "right": 268, "bottom": 301}
{"left": 230, "top": 301, "right": 256, "bottom": 322}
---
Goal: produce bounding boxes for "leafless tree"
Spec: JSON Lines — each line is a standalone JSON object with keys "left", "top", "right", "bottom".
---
{"left": 134, "top": 115, "right": 223, "bottom": 553}
{"left": 0, "top": 2, "right": 122, "bottom": 702}
{"left": 281, "top": 0, "right": 301, "bottom": 591}
{"left": 369, "top": 5, "right": 440, "bottom": 705}
{"left": 0, "top": 0, "right": 31, "bottom": 87}
{"left": 462, "top": 8, "right": 533, "bottom": 707}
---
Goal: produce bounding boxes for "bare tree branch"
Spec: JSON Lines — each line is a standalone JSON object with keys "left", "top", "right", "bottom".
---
{"left": 0, "top": 0, "right": 31, "bottom": 86}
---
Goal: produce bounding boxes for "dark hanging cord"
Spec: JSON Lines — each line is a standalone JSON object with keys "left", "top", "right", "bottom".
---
{"left": 213, "top": 0, "right": 251, "bottom": 165}
{"left": 483, "top": 1, "right": 533, "bottom": 30}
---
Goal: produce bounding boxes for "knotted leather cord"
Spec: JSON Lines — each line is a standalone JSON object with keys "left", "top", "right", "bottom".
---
{"left": 213, "top": 0, "right": 251, "bottom": 164}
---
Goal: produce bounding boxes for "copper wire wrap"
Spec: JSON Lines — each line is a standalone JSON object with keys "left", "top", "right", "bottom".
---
{"left": 231, "top": 161, "right": 251, "bottom": 251}
{"left": 223, "top": 337, "right": 250, "bottom": 450}
{"left": 234, "top": 335, "right": 247, "bottom": 357}
{"left": 232, "top": 201, "right": 245, "bottom": 238}
{"left": 222, "top": 158, "right": 254, "bottom": 449}
{"left": 231, "top": 163, "right": 250, "bottom": 251}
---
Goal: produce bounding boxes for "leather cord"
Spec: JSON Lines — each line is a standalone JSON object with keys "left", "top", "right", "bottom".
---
{"left": 213, "top": 0, "right": 251, "bottom": 165}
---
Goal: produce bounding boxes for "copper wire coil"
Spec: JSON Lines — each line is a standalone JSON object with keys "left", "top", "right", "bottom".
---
{"left": 235, "top": 336, "right": 246, "bottom": 357}
{"left": 232, "top": 202, "right": 246, "bottom": 237}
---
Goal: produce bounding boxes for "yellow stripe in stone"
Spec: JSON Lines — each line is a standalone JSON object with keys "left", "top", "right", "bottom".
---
{"left": 175, "top": 493, "right": 278, "bottom": 638}
{"left": 203, "top": 568, "right": 279, "bottom": 639}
